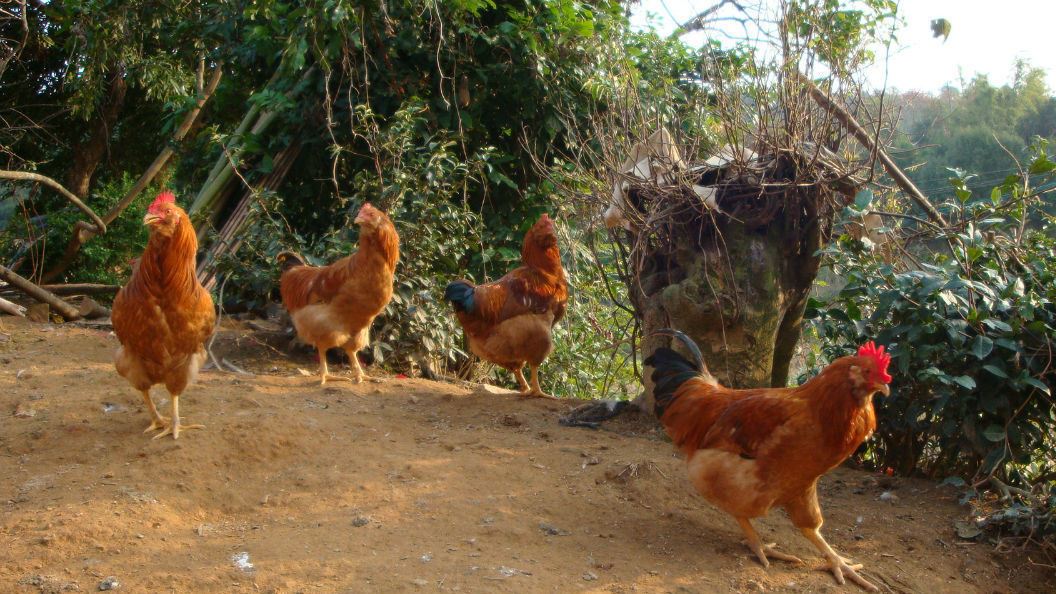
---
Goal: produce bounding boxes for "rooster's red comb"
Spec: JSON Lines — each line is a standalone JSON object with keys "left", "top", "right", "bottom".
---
{"left": 147, "top": 190, "right": 176, "bottom": 214}
{"left": 857, "top": 341, "right": 892, "bottom": 383}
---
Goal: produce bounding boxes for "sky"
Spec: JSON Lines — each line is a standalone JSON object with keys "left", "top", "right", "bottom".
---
{"left": 631, "top": 0, "right": 1056, "bottom": 93}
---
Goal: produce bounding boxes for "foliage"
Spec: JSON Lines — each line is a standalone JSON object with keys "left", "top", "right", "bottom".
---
{"left": 0, "top": 175, "right": 156, "bottom": 284}
{"left": 807, "top": 144, "right": 1056, "bottom": 489}
{"left": 889, "top": 61, "right": 1056, "bottom": 205}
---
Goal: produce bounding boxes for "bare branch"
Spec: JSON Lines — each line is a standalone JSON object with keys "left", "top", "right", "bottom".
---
{"left": 0, "top": 170, "right": 107, "bottom": 234}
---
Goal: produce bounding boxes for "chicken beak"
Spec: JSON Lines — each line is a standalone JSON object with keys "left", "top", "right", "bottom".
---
{"left": 143, "top": 213, "right": 161, "bottom": 226}
{"left": 878, "top": 384, "right": 891, "bottom": 397}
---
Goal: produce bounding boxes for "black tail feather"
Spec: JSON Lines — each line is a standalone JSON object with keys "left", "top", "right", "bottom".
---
{"left": 644, "top": 329, "right": 709, "bottom": 419}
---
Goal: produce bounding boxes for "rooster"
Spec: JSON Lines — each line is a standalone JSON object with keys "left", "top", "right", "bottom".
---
{"left": 278, "top": 203, "right": 400, "bottom": 385}
{"left": 445, "top": 214, "right": 567, "bottom": 398}
{"left": 645, "top": 330, "right": 890, "bottom": 591}
{"left": 112, "top": 191, "right": 215, "bottom": 440}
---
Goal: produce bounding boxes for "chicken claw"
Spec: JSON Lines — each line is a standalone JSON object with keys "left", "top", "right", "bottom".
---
{"left": 153, "top": 422, "right": 204, "bottom": 440}
{"left": 151, "top": 394, "right": 203, "bottom": 440}
{"left": 817, "top": 556, "right": 878, "bottom": 592}
{"left": 524, "top": 390, "right": 558, "bottom": 400}
{"left": 752, "top": 542, "right": 804, "bottom": 566}
{"left": 142, "top": 417, "right": 170, "bottom": 434}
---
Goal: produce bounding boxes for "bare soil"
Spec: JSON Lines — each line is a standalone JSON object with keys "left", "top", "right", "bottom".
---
{"left": 0, "top": 316, "right": 1049, "bottom": 593}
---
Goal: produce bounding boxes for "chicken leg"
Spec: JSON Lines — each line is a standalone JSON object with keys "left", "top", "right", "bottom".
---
{"left": 348, "top": 352, "right": 368, "bottom": 383}
{"left": 513, "top": 367, "right": 530, "bottom": 392}
{"left": 800, "top": 527, "right": 878, "bottom": 592}
{"left": 525, "top": 364, "right": 557, "bottom": 399}
{"left": 737, "top": 517, "right": 804, "bottom": 567}
{"left": 140, "top": 389, "right": 169, "bottom": 434}
{"left": 318, "top": 351, "right": 353, "bottom": 385}
{"left": 152, "top": 393, "right": 204, "bottom": 440}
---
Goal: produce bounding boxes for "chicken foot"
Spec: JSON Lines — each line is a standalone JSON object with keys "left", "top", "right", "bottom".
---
{"left": 152, "top": 393, "right": 204, "bottom": 440}
{"left": 737, "top": 518, "right": 804, "bottom": 567}
{"left": 140, "top": 389, "right": 169, "bottom": 434}
{"left": 524, "top": 365, "right": 557, "bottom": 399}
{"left": 800, "top": 527, "right": 878, "bottom": 592}
{"left": 317, "top": 353, "right": 355, "bottom": 385}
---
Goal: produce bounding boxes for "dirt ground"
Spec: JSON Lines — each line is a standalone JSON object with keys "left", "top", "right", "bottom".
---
{"left": 0, "top": 316, "right": 1050, "bottom": 594}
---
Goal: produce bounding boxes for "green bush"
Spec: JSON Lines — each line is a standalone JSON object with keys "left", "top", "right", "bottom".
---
{"left": 806, "top": 145, "right": 1056, "bottom": 486}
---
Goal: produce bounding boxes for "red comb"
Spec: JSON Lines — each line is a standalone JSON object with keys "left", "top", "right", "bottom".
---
{"left": 857, "top": 341, "right": 892, "bottom": 383}
{"left": 147, "top": 190, "right": 176, "bottom": 214}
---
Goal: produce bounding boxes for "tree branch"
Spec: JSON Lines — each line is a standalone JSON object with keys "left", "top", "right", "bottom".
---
{"left": 0, "top": 170, "right": 107, "bottom": 234}
{"left": 792, "top": 71, "right": 948, "bottom": 227}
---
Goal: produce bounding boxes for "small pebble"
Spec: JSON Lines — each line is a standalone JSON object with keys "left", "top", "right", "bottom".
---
{"left": 583, "top": 571, "right": 598, "bottom": 581}
{"left": 99, "top": 576, "right": 120, "bottom": 590}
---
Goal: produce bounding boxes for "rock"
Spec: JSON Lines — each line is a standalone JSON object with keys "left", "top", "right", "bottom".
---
{"left": 582, "top": 571, "right": 598, "bottom": 581}
{"left": 500, "top": 414, "right": 524, "bottom": 427}
{"left": 352, "top": 516, "right": 370, "bottom": 527}
{"left": 473, "top": 384, "right": 518, "bottom": 397}
{"left": 879, "top": 491, "right": 899, "bottom": 503}
{"left": 411, "top": 578, "right": 429, "bottom": 587}
{"left": 98, "top": 577, "right": 120, "bottom": 590}
{"left": 26, "top": 303, "right": 50, "bottom": 323}
{"left": 14, "top": 403, "right": 36, "bottom": 418}
{"left": 539, "top": 522, "right": 570, "bottom": 536}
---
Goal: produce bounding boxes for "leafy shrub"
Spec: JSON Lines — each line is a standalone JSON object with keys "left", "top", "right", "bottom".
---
{"left": 0, "top": 175, "right": 159, "bottom": 286}
{"left": 806, "top": 145, "right": 1056, "bottom": 487}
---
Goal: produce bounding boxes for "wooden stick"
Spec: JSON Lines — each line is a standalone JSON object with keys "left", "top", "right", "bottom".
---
{"left": 0, "top": 283, "right": 120, "bottom": 296}
{"left": 793, "top": 72, "right": 948, "bottom": 227}
{"left": 0, "top": 296, "right": 26, "bottom": 317}
{"left": 0, "top": 264, "right": 81, "bottom": 320}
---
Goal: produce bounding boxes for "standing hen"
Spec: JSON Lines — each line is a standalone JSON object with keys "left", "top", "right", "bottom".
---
{"left": 644, "top": 330, "right": 891, "bottom": 591}
{"left": 278, "top": 203, "right": 400, "bottom": 385}
{"left": 444, "top": 214, "right": 567, "bottom": 397}
{"left": 112, "top": 191, "right": 215, "bottom": 440}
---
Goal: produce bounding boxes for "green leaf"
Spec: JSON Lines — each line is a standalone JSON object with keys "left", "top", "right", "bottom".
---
{"left": 981, "top": 425, "right": 1005, "bottom": 442}
{"left": 990, "top": 186, "right": 1001, "bottom": 205}
{"left": 970, "top": 335, "right": 993, "bottom": 359}
{"left": 982, "top": 364, "right": 1008, "bottom": 378}
{"left": 1023, "top": 377, "right": 1051, "bottom": 395}
{"left": 952, "top": 375, "right": 976, "bottom": 390}
{"left": 853, "top": 188, "right": 873, "bottom": 210}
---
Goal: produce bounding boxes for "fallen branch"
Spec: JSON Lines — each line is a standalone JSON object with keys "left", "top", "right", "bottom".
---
{"left": 1, "top": 283, "right": 120, "bottom": 296}
{"left": 0, "top": 264, "right": 81, "bottom": 320}
{"left": 0, "top": 170, "right": 107, "bottom": 234}
{"left": 0, "top": 296, "right": 26, "bottom": 317}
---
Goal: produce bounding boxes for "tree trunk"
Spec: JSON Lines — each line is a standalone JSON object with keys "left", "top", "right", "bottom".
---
{"left": 634, "top": 184, "right": 832, "bottom": 413}
{"left": 66, "top": 66, "right": 127, "bottom": 198}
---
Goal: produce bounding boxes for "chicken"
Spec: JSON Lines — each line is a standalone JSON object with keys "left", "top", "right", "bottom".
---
{"left": 112, "top": 191, "right": 215, "bottom": 440}
{"left": 278, "top": 202, "right": 400, "bottom": 385}
{"left": 444, "top": 214, "right": 567, "bottom": 398}
{"left": 644, "top": 330, "right": 891, "bottom": 591}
